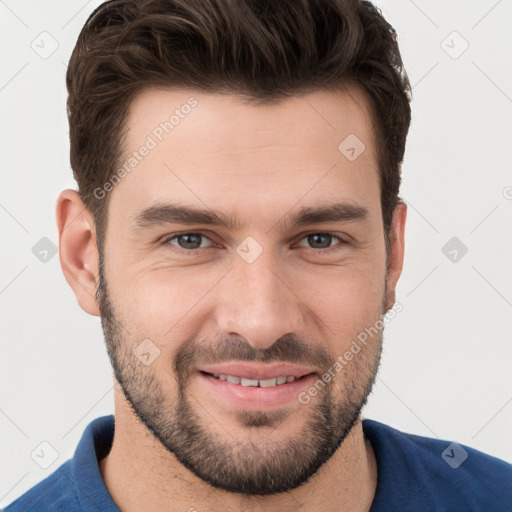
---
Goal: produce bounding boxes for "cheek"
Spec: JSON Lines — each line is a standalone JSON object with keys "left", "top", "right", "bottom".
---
{"left": 116, "top": 268, "right": 213, "bottom": 341}
{"left": 111, "top": 250, "right": 385, "bottom": 344}
{"left": 301, "top": 266, "right": 385, "bottom": 341}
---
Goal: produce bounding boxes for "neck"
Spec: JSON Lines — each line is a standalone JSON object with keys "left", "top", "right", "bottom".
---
{"left": 99, "top": 396, "right": 377, "bottom": 512}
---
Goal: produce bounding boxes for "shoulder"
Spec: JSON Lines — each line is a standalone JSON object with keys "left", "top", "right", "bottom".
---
{"left": 3, "top": 415, "right": 116, "bottom": 512}
{"left": 3, "top": 461, "right": 81, "bottom": 511}
{"left": 363, "top": 419, "right": 512, "bottom": 512}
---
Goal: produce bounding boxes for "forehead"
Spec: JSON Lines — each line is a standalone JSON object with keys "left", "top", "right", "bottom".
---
{"left": 126, "top": 85, "right": 377, "bottom": 158}
{"left": 109, "top": 86, "right": 381, "bottom": 228}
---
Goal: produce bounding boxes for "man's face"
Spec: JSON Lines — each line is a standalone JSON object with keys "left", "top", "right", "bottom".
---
{"left": 96, "top": 86, "right": 400, "bottom": 495}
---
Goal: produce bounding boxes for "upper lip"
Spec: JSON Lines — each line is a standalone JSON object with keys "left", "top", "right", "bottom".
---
{"left": 197, "top": 362, "right": 316, "bottom": 380}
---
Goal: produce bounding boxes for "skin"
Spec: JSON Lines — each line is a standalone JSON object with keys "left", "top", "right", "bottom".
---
{"left": 56, "top": 85, "right": 406, "bottom": 511}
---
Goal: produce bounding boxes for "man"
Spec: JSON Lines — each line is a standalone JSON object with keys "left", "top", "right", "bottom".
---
{"left": 5, "top": 0, "right": 511, "bottom": 510}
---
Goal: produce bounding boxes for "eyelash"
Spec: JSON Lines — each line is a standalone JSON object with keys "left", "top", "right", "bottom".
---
{"left": 162, "top": 231, "right": 347, "bottom": 256}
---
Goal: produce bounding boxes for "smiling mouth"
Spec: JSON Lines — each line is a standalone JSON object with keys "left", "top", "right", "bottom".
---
{"left": 199, "top": 370, "right": 314, "bottom": 388}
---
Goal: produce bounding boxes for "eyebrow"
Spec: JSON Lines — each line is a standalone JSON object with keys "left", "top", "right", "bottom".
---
{"left": 132, "top": 201, "right": 369, "bottom": 231}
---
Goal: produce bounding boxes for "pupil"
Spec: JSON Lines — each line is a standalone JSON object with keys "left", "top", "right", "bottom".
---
{"left": 310, "top": 234, "right": 330, "bottom": 249}
{"left": 180, "top": 234, "right": 201, "bottom": 249}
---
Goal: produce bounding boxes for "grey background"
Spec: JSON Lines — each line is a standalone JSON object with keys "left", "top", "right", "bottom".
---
{"left": 1, "top": 0, "right": 511, "bottom": 506}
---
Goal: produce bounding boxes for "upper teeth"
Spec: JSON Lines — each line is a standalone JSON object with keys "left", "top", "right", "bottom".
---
{"left": 211, "top": 373, "right": 296, "bottom": 387}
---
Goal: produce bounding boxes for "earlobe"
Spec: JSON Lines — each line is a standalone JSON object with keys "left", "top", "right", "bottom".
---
{"left": 56, "top": 189, "right": 101, "bottom": 316}
{"left": 385, "top": 200, "right": 407, "bottom": 311}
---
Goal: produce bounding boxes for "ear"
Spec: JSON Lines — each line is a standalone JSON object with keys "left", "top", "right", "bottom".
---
{"left": 385, "top": 200, "right": 407, "bottom": 311}
{"left": 56, "top": 189, "right": 101, "bottom": 316}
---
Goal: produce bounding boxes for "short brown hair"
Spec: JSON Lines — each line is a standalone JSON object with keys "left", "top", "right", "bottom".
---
{"left": 67, "top": 0, "right": 411, "bottom": 255}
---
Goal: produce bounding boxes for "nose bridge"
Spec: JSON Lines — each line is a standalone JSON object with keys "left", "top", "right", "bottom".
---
{"left": 216, "top": 246, "right": 303, "bottom": 350}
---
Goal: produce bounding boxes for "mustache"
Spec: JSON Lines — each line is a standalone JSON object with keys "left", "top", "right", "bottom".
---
{"left": 174, "top": 333, "right": 334, "bottom": 377}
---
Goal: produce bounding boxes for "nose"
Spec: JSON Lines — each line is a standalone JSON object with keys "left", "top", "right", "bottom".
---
{"left": 215, "top": 249, "right": 305, "bottom": 351}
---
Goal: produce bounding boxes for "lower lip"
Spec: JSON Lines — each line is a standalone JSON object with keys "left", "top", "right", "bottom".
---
{"left": 196, "top": 371, "right": 317, "bottom": 410}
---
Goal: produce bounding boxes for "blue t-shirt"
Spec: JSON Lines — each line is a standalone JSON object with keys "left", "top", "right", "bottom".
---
{"left": 3, "top": 415, "right": 511, "bottom": 511}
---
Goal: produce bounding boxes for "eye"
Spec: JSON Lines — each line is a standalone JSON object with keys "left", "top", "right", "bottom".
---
{"left": 296, "top": 233, "right": 346, "bottom": 254}
{"left": 164, "top": 231, "right": 214, "bottom": 252}
{"left": 162, "top": 231, "right": 347, "bottom": 256}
